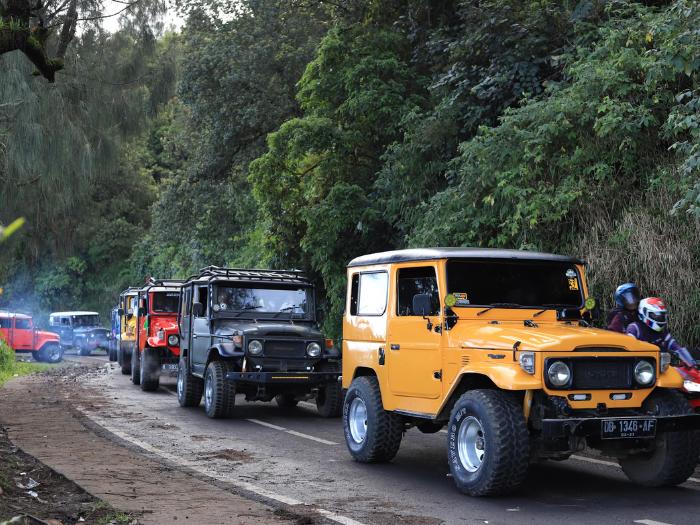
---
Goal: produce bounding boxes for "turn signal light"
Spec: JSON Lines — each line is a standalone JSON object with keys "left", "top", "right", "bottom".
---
{"left": 325, "top": 338, "right": 334, "bottom": 348}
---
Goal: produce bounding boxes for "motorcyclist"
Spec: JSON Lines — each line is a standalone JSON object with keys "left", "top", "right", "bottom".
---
{"left": 607, "top": 283, "right": 640, "bottom": 333}
{"left": 626, "top": 297, "right": 695, "bottom": 366}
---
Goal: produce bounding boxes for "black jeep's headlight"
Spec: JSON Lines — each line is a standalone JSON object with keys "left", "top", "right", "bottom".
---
{"left": 167, "top": 334, "right": 179, "bottom": 346}
{"left": 248, "top": 339, "right": 263, "bottom": 355}
{"left": 634, "top": 360, "right": 655, "bottom": 386}
{"left": 306, "top": 342, "right": 322, "bottom": 357}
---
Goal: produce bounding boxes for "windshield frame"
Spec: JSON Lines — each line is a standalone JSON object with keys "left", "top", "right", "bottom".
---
{"left": 210, "top": 282, "right": 316, "bottom": 321}
{"left": 445, "top": 258, "right": 585, "bottom": 310}
{"left": 150, "top": 289, "right": 181, "bottom": 315}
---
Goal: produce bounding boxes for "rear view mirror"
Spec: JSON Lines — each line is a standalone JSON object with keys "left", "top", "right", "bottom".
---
{"left": 192, "top": 302, "right": 204, "bottom": 317}
{"left": 412, "top": 294, "right": 433, "bottom": 317}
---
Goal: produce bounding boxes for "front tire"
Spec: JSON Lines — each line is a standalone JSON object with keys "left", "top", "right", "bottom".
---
{"left": 140, "top": 347, "right": 160, "bottom": 392}
{"left": 447, "top": 389, "right": 529, "bottom": 496}
{"left": 343, "top": 376, "right": 403, "bottom": 463}
{"left": 203, "top": 361, "right": 236, "bottom": 418}
{"left": 37, "top": 343, "right": 63, "bottom": 364}
{"left": 620, "top": 389, "right": 699, "bottom": 487}
{"left": 119, "top": 343, "right": 131, "bottom": 375}
{"left": 177, "top": 357, "right": 203, "bottom": 407}
{"left": 78, "top": 345, "right": 91, "bottom": 356}
{"left": 131, "top": 349, "right": 141, "bottom": 385}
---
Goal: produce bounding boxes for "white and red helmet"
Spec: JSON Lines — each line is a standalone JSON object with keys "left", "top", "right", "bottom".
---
{"left": 638, "top": 297, "right": 668, "bottom": 332}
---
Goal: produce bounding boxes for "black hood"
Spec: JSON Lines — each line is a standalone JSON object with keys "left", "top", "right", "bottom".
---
{"left": 212, "top": 320, "right": 323, "bottom": 340}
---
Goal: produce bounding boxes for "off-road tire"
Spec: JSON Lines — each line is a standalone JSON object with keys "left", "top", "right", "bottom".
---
{"left": 78, "top": 345, "right": 91, "bottom": 356}
{"left": 343, "top": 376, "right": 403, "bottom": 463}
{"left": 447, "top": 389, "right": 530, "bottom": 496}
{"left": 203, "top": 361, "right": 236, "bottom": 419}
{"left": 316, "top": 362, "right": 343, "bottom": 418}
{"left": 275, "top": 393, "right": 299, "bottom": 409}
{"left": 109, "top": 345, "right": 118, "bottom": 362}
{"left": 36, "top": 343, "right": 63, "bottom": 364}
{"left": 619, "top": 389, "right": 699, "bottom": 487}
{"left": 177, "top": 357, "right": 203, "bottom": 408}
{"left": 119, "top": 344, "right": 131, "bottom": 375}
{"left": 140, "top": 347, "right": 160, "bottom": 392}
{"left": 131, "top": 349, "right": 141, "bottom": 385}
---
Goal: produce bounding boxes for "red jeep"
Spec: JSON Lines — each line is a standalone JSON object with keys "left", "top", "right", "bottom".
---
{"left": 0, "top": 311, "right": 63, "bottom": 363}
{"left": 130, "top": 279, "right": 183, "bottom": 391}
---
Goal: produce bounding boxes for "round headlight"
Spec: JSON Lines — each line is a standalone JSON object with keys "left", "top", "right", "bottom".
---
{"left": 248, "top": 339, "right": 263, "bottom": 355}
{"left": 168, "top": 334, "right": 179, "bottom": 346}
{"left": 306, "top": 342, "right": 322, "bottom": 357}
{"left": 634, "top": 360, "right": 655, "bottom": 386}
{"left": 547, "top": 361, "right": 571, "bottom": 387}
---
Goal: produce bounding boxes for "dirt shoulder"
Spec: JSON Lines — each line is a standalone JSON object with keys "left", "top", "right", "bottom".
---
{"left": 0, "top": 364, "right": 301, "bottom": 525}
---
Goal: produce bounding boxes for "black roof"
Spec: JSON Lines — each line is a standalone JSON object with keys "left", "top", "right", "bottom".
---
{"left": 185, "top": 266, "right": 312, "bottom": 286}
{"left": 347, "top": 248, "right": 584, "bottom": 268}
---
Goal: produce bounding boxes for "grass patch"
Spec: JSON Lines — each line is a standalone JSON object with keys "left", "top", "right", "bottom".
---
{"left": 0, "top": 341, "right": 49, "bottom": 387}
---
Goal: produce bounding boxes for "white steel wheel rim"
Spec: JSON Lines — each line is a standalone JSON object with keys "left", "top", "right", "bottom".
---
{"left": 458, "top": 416, "right": 486, "bottom": 473}
{"left": 177, "top": 367, "right": 184, "bottom": 398}
{"left": 204, "top": 370, "right": 214, "bottom": 410}
{"left": 348, "top": 397, "right": 368, "bottom": 444}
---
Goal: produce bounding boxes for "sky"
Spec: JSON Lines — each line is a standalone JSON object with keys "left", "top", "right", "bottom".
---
{"left": 101, "top": 1, "right": 184, "bottom": 33}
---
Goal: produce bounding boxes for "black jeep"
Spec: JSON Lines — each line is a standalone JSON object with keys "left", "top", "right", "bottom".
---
{"left": 176, "top": 266, "right": 342, "bottom": 419}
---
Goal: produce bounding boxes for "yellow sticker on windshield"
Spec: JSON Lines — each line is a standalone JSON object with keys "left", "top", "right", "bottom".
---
{"left": 568, "top": 278, "right": 579, "bottom": 291}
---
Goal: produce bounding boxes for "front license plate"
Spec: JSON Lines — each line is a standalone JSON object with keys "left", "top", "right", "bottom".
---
{"left": 161, "top": 364, "right": 178, "bottom": 372}
{"left": 601, "top": 418, "right": 657, "bottom": 439}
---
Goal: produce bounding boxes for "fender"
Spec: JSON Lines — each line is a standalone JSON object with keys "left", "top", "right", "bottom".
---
{"left": 657, "top": 366, "right": 684, "bottom": 388}
{"left": 146, "top": 336, "right": 168, "bottom": 348}
{"left": 211, "top": 342, "right": 244, "bottom": 358}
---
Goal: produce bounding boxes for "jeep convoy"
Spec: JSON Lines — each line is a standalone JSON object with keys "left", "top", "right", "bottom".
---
{"left": 0, "top": 311, "right": 63, "bottom": 362}
{"left": 23, "top": 247, "right": 698, "bottom": 498}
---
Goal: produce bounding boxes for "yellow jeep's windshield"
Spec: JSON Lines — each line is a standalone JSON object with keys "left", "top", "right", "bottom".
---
{"left": 446, "top": 259, "right": 583, "bottom": 309}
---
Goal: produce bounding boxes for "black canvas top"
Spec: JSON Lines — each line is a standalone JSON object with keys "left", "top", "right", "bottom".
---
{"left": 347, "top": 248, "right": 584, "bottom": 268}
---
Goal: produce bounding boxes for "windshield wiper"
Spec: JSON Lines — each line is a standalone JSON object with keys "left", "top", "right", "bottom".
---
{"left": 476, "top": 303, "right": 526, "bottom": 316}
{"left": 232, "top": 305, "right": 263, "bottom": 317}
{"left": 274, "top": 305, "right": 303, "bottom": 317}
{"left": 533, "top": 303, "right": 575, "bottom": 317}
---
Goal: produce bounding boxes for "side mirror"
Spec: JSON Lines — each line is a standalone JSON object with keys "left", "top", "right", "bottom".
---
{"left": 412, "top": 293, "right": 433, "bottom": 317}
{"left": 192, "top": 302, "right": 204, "bottom": 317}
{"left": 117, "top": 308, "right": 124, "bottom": 316}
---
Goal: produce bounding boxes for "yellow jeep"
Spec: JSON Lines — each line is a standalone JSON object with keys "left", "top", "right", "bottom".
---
{"left": 341, "top": 248, "right": 700, "bottom": 496}
{"left": 117, "top": 287, "right": 140, "bottom": 375}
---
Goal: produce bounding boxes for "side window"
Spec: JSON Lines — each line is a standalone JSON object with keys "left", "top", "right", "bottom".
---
{"left": 349, "top": 274, "right": 359, "bottom": 315}
{"left": 397, "top": 267, "right": 440, "bottom": 316}
{"left": 180, "top": 287, "right": 191, "bottom": 318}
{"left": 195, "top": 286, "right": 208, "bottom": 317}
{"left": 0, "top": 318, "right": 10, "bottom": 329}
{"left": 15, "top": 318, "right": 32, "bottom": 329}
{"left": 357, "top": 272, "right": 388, "bottom": 316}
{"left": 61, "top": 317, "right": 70, "bottom": 326}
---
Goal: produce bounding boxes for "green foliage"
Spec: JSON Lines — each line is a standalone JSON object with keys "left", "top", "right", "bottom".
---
{"left": 0, "top": 341, "right": 47, "bottom": 387}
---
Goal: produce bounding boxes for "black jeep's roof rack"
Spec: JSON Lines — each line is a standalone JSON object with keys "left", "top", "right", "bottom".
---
{"left": 185, "top": 266, "right": 311, "bottom": 286}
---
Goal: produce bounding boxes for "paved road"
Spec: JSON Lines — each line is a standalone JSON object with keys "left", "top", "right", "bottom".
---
{"left": 56, "top": 355, "right": 700, "bottom": 524}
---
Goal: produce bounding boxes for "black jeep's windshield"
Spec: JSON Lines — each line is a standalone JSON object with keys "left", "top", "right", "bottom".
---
{"left": 213, "top": 285, "right": 312, "bottom": 318}
{"left": 152, "top": 291, "right": 180, "bottom": 313}
{"left": 446, "top": 260, "right": 583, "bottom": 308}
{"left": 72, "top": 315, "right": 100, "bottom": 327}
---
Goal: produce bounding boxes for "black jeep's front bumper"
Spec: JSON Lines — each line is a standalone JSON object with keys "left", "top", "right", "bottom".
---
{"left": 225, "top": 371, "right": 341, "bottom": 385}
{"left": 542, "top": 413, "right": 700, "bottom": 439}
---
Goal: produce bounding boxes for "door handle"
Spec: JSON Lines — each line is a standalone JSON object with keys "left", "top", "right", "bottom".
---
{"left": 390, "top": 344, "right": 400, "bottom": 351}
{"left": 193, "top": 334, "right": 198, "bottom": 339}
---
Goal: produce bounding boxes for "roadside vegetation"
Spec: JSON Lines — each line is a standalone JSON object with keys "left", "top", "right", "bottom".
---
{"left": 1, "top": 1, "right": 699, "bottom": 344}
{"left": 0, "top": 341, "right": 47, "bottom": 387}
